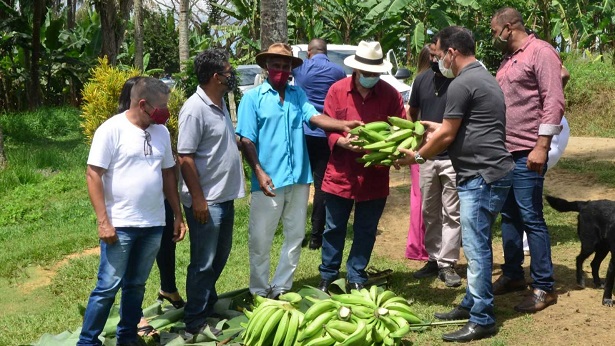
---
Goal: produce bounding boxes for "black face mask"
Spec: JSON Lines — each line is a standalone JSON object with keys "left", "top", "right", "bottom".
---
{"left": 430, "top": 61, "right": 440, "bottom": 74}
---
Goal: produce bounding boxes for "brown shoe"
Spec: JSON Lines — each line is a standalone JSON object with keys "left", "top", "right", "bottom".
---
{"left": 514, "top": 288, "right": 557, "bottom": 313}
{"left": 492, "top": 275, "right": 527, "bottom": 295}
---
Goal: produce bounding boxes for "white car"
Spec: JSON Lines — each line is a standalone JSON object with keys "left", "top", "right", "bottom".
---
{"left": 291, "top": 44, "right": 412, "bottom": 103}
{"left": 236, "top": 64, "right": 263, "bottom": 94}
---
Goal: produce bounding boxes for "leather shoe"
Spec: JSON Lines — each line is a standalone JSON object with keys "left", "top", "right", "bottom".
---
{"left": 434, "top": 305, "right": 471, "bottom": 320}
{"left": 514, "top": 288, "right": 557, "bottom": 313}
{"left": 492, "top": 275, "right": 527, "bottom": 295}
{"left": 346, "top": 282, "right": 364, "bottom": 292}
{"left": 442, "top": 322, "right": 497, "bottom": 342}
{"left": 317, "top": 279, "right": 333, "bottom": 293}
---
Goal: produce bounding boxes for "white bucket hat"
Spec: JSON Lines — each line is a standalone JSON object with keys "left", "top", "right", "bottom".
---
{"left": 344, "top": 41, "right": 392, "bottom": 73}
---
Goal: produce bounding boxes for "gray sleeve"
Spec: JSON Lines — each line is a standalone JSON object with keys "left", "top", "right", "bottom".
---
{"left": 177, "top": 111, "right": 203, "bottom": 154}
{"left": 443, "top": 81, "right": 470, "bottom": 120}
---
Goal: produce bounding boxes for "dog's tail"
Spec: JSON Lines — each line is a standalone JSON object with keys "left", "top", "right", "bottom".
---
{"left": 545, "top": 195, "right": 584, "bottom": 212}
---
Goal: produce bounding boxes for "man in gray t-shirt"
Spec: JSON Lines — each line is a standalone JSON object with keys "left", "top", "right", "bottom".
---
{"left": 177, "top": 49, "right": 245, "bottom": 338}
{"left": 398, "top": 26, "right": 514, "bottom": 342}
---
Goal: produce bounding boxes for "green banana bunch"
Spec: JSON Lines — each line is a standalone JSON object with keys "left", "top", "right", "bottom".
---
{"left": 351, "top": 117, "right": 426, "bottom": 167}
{"left": 243, "top": 295, "right": 305, "bottom": 346}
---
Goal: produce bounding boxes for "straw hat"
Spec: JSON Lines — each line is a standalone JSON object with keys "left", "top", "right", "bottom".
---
{"left": 255, "top": 43, "right": 303, "bottom": 69}
{"left": 344, "top": 41, "right": 392, "bottom": 73}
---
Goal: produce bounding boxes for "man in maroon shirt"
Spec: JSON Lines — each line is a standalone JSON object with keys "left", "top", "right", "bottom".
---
{"left": 490, "top": 7, "right": 565, "bottom": 313}
{"left": 317, "top": 41, "right": 406, "bottom": 293}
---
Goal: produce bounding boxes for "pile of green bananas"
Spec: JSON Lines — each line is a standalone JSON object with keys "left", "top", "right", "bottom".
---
{"left": 298, "top": 286, "right": 423, "bottom": 346}
{"left": 242, "top": 292, "right": 304, "bottom": 346}
{"left": 350, "top": 116, "right": 425, "bottom": 167}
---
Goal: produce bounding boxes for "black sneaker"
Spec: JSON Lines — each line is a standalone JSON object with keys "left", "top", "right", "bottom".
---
{"left": 413, "top": 261, "right": 439, "bottom": 278}
{"left": 439, "top": 267, "right": 462, "bottom": 287}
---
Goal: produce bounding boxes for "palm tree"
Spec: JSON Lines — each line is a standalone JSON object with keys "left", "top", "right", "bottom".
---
{"left": 178, "top": 0, "right": 190, "bottom": 71}
{"left": 260, "top": 0, "right": 287, "bottom": 48}
{"left": 134, "top": 0, "right": 144, "bottom": 70}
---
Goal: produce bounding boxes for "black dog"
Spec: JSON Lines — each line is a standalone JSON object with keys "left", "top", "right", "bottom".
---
{"left": 545, "top": 195, "right": 615, "bottom": 306}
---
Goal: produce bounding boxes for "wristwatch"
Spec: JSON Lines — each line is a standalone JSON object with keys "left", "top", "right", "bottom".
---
{"left": 414, "top": 151, "right": 426, "bottom": 164}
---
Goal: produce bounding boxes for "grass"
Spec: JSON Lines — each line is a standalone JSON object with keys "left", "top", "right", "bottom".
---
{"left": 0, "top": 106, "right": 611, "bottom": 345}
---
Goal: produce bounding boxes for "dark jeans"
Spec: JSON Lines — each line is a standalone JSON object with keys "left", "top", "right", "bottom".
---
{"left": 319, "top": 193, "right": 387, "bottom": 283}
{"left": 306, "top": 135, "right": 330, "bottom": 239}
{"left": 183, "top": 201, "right": 235, "bottom": 332}
{"left": 157, "top": 199, "right": 178, "bottom": 294}
{"left": 500, "top": 153, "right": 555, "bottom": 292}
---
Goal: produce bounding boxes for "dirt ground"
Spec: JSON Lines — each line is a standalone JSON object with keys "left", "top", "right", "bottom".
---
{"left": 375, "top": 136, "right": 615, "bottom": 345}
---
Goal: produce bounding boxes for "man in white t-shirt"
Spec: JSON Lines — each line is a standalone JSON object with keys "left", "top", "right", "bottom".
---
{"left": 177, "top": 49, "right": 246, "bottom": 338}
{"left": 78, "top": 77, "right": 185, "bottom": 346}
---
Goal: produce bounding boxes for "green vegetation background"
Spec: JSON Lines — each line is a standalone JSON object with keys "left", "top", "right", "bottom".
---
{"left": 0, "top": 55, "right": 614, "bottom": 345}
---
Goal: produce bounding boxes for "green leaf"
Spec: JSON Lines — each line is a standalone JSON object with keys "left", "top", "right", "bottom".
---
{"left": 44, "top": 18, "right": 63, "bottom": 51}
{"left": 412, "top": 22, "right": 426, "bottom": 56}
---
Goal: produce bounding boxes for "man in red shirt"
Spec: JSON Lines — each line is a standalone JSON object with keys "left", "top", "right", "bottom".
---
{"left": 317, "top": 41, "right": 406, "bottom": 293}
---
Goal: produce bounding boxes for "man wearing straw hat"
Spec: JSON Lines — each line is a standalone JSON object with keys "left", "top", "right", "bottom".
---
{"left": 316, "top": 40, "right": 406, "bottom": 293}
{"left": 236, "top": 43, "right": 362, "bottom": 299}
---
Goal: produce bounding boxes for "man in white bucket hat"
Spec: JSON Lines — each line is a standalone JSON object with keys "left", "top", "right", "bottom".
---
{"left": 317, "top": 40, "right": 406, "bottom": 293}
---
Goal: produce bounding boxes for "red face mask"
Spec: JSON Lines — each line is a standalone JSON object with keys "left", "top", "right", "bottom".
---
{"left": 268, "top": 69, "right": 291, "bottom": 90}
{"left": 144, "top": 101, "right": 171, "bottom": 124}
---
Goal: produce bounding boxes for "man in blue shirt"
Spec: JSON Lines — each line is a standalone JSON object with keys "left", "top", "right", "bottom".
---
{"left": 293, "top": 39, "right": 346, "bottom": 250}
{"left": 236, "top": 43, "right": 360, "bottom": 299}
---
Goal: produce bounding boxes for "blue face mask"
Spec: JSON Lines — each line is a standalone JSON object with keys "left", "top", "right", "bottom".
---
{"left": 359, "top": 73, "right": 380, "bottom": 88}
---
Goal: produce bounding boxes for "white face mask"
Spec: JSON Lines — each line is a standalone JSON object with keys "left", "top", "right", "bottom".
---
{"left": 438, "top": 51, "right": 455, "bottom": 79}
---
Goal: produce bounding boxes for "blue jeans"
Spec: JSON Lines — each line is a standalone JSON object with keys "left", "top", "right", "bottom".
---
{"left": 457, "top": 173, "right": 512, "bottom": 326}
{"left": 183, "top": 201, "right": 234, "bottom": 332}
{"left": 500, "top": 153, "right": 555, "bottom": 291}
{"left": 319, "top": 193, "right": 387, "bottom": 283}
{"left": 78, "top": 227, "right": 163, "bottom": 346}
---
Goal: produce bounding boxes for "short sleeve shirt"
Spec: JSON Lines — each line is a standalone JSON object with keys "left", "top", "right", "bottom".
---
{"left": 177, "top": 86, "right": 245, "bottom": 206}
{"left": 87, "top": 112, "right": 175, "bottom": 227}
{"left": 236, "top": 81, "right": 319, "bottom": 191}
{"left": 444, "top": 62, "right": 514, "bottom": 184}
{"left": 409, "top": 69, "right": 452, "bottom": 159}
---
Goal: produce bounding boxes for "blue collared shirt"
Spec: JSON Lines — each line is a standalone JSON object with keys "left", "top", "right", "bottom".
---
{"left": 293, "top": 54, "right": 346, "bottom": 137}
{"left": 236, "top": 80, "right": 319, "bottom": 192}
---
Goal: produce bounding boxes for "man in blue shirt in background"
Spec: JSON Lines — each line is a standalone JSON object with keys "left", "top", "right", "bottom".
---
{"left": 293, "top": 38, "right": 346, "bottom": 250}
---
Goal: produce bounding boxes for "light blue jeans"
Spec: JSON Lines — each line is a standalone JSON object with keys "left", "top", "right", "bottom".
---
{"left": 78, "top": 227, "right": 163, "bottom": 345}
{"left": 457, "top": 173, "right": 512, "bottom": 326}
{"left": 183, "top": 201, "right": 235, "bottom": 333}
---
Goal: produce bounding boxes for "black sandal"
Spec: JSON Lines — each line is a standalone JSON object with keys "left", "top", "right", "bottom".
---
{"left": 157, "top": 292, "right": 185, "bottom": 309}
{"left": 137, "top": 324, "right": 159, "bottom": 338}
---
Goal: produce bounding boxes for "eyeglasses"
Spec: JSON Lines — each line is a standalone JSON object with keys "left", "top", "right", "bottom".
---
{"left": 144, "top": 130, "right": 152, "bottom": 156}
{"left": 217, "top": 68, "right": 235, "bottom": 76}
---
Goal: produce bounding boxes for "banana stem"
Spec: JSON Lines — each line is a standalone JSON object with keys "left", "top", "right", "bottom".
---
{"left": 412, "top": 319, "right": 469, "bottom": 327}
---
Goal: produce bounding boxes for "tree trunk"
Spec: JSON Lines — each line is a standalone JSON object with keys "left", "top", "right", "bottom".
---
{"left": 134, "top": 0, "right": 144, "bottom": 70}
{"left": 94, "top": 0, "right": 134, "bottom": 65}
{"left": 67, "top": 0, "right": 76, "bottom": 29}
{"left": 260, "top": 0, "right": 288, "bottom": 49}
{"left": 178, "top": 0, "right": 190, "bottom": 72}
{"left": 29, "top": 0, "right": 46, "bottom": 109}
{"left": 0, "top": 125, "right": 6, "bottom": 170}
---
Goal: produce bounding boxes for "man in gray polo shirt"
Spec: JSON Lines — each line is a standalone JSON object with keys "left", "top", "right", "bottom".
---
{"left": 398, "top": 26, "right": 514, "bottom": 342}
{"left": 177, "top": 49, "right": 245, "bottom": 338}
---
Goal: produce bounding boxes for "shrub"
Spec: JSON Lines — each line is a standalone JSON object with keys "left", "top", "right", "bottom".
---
{"left": 80, "top": 58, "right": 186, "bottom": 150}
